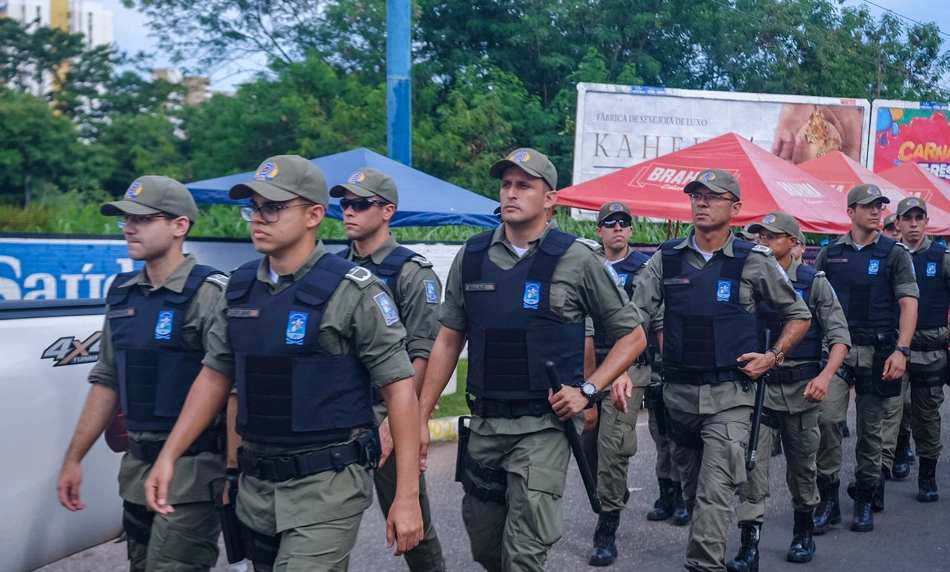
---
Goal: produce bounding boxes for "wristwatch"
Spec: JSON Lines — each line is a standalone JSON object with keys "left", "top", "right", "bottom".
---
{"left": 579, "top": 382, "right": 598, "bottom": 402}
{"left": 768, "top": 348, "right": 785, "bottom": 365}
{"left": 895, "top": 345, "right": 911, "bottom": 357}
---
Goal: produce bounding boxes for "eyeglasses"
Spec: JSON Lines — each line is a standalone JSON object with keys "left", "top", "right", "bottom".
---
{"left": 240, "top": 203, "right": 313, "bottom": 223}
{"left": 599, "top": 219, "right": 632, "bottom": 228}
{"left": 340, "top": 198, "right": 391, "bottom": 212}
{"left": 117, "top": 214, "right": 172, "bottom": 229}
{"left": 688, "top": 192, "right": 736, "bottom": 203}
{"left": 759, "top": 232, "right": 789, "bottom": 242}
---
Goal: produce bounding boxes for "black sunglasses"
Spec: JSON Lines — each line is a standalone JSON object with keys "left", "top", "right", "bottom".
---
{"left": 599, "top": 219, "right": 632, "bottom": 228}
{"left": 340, "top": 198, "right": 391, "bottom": 212}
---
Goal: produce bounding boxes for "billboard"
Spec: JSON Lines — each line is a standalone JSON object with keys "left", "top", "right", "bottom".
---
{"left": 572, "top": 83, "right": 872, "bottom": 187}
{"left": 869, "top": 100, "right": 950, "bottom": 181}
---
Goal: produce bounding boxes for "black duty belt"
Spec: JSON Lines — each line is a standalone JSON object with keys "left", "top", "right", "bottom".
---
{"left": 768, "top": 362, "right": 822, "bottom": 384}
{"left": 468, "top": 396, "right": 553, "bottom": 419}
{"left": 851, "top": 331, "right": 898, "bottom": 348}
{"left": 662, "top": 368, "right": 750, "bottom": 385}
{"left": 128, "top": 431, "right": 225, "bottom": 464}
{"left": 911, "top": 338, "right": 947, "bottom": 352}
{"left": 238, "top": 435, "right": 379, "bottom": 482}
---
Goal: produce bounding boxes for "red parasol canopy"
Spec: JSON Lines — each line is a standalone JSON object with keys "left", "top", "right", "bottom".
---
{"left": 556, "top": 133, "right": 852, "bottom": 233}
{"left": 876, "top": 164, "right": 950, "bottom": 237}
{"left": 799, "top": 152, "right": 950, "bottom": 235}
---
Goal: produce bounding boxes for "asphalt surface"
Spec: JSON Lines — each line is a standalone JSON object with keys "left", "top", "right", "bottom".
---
{"left": 40, "top": 393, "right": 950, "bottom": 571}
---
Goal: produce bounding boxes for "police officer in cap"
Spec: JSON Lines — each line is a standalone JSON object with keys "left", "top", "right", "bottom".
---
{"left": 813, "top": 183, "right": 918, "bottom": 534}
{"left": 332, "top": 167, "right": 447, "bottom": 571}
{"left": 58, "top": 177, "right": 228, "bottom": 571}
{"left": 728, "top": 212, "right": 850, "bottom": 570}
{"left": 144, "top": 155, "right": 424, "bottom": 570}
{"left": 882, "top": 213, "right": 900, "bottom": 240}
{"left": 417, "top": 148, "right": 647, "bottom": 571}
{"left": 631, "top": 169, "right": 812, "bottom": 572}
{"left": 892, "top": 197, "right": 945, "bottom": 502}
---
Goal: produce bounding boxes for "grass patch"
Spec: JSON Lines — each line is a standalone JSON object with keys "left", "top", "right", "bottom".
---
{"left": 434, "top": 359, "right": 469, "bottom": 418}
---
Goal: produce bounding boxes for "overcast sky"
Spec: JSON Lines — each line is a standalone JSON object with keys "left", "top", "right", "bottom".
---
{"left": 101, "top": 0, "right": 950, "bottom": 93}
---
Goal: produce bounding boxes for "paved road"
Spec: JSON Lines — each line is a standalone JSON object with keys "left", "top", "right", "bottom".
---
{"left": 40, "top": 395, "right": 950, "bottom": 571}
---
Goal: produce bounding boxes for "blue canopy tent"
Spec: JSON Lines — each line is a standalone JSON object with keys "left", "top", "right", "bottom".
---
{"left": 185, "top": 148, "right": 499, "bottom": 228}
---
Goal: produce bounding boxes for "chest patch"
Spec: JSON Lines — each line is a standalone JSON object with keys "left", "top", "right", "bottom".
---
{"left": 155, "top": 311, "right": 173, "bottom": 340}
{"left": 523, "top": 282, "right": 541, "bottom": 309}
{"left": 868, "top": 259, "right": 880, "bottom": 275}
{"left": 716, "top": 280, "right": 732, "bottom": 302}
{"left": 927, "top": 262, "right": 937, "bottom": 277}
{"left": 286, "top": 312, "right": 308, "bottom": 345}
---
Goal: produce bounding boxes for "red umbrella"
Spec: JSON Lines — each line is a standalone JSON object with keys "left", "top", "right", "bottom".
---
{"left": 877, "top": 164, "right": 950, "bottom": 230}
{"left": 556, "top": 133, "right": 852, "bottom": 233}
{"left": 799, "top": 152, "right": 950, "bottom": 235}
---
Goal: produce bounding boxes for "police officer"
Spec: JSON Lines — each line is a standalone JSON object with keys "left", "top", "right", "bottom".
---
{"left": 813, "top": 183, "right": 918, "bottom": 534}
{"left": 892, "top": 197, "right": 945, "bottom": 502}
{"left": 58, "top": 177, "right": 228, "bottom": 571}
{"left": 630, "top": 169, "right": 812, "bottom": 572}
{"left": 417, "top": 148, "right": 647, "bottom": 572}
{"left": 331, "top": 167, "right": 446, "bottom": 571}
{"left": 882, "top": 213, "right": 900, "bottom": 240}
{"left": 728, "top": 213, "right": 850, "bottom": 570}
{"left": 791, "top": 232, "right": 806, "bottom": 265}
{"left": 582, "top": 201, "right": 668, "bottom": 566}
{"left": 143, "top": 156, "right": 424, "bottom": 570}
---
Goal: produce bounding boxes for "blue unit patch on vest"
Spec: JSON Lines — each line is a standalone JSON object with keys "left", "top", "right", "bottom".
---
{"left": 285, "top": 312, "right": 308, "bottom": 345}
{"left": 154, "top": 310, "right": 173, "bottom": 340}
{"left": 523, "top": 281, "right": 541, "bottom": 309}
{"left": 716, "top": 280, "right": 731, "bottom": 302}
{"left": 618, "top": 273, "right": 629, "bottom": 288}
{"left": 927, "top": 262, "right": 937, "bottom": 277}
{"left": 374, "top": 292, "right": 399, "bottom": 325}
{"left": 424, "top": 280, "right": 438, "bottom": 303}
{"left": 868, "top": 259, "right": 880, "bottom": 275}
{"left": 795, "top": 288, "right": 804, "bottom": 299}
{"left": 379, "top": 277, "right": 389, "bottom": 285}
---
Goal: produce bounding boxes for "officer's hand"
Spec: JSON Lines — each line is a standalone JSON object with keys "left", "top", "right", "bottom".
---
{"left": 737, "top": 352, "right": 775, "bottom": 380}
{"left": 378, "top": 417, "right": 394, "bottom": 468}
{"left": 58, "top": 460, "right": 85, "bottom": 511}
{"left": 803, "top": 373, "right": 832, "bottom": 404}
{"left": 610, "top": 374, "right": 634, "bottom": 413}
{"left": 882, "top": 351, "right": 907, "bottom": 381}
{"left": 387, "top": 495, "right": 424, "bottom": 556}
{"left": 549, "top": 387, "right": 588, "bottom": 421}
{"left": 583, "top": 407, "right": 599, "bottom": 433}
{"left": 144, "top": 457, "right": 176, "bottom": 515}
{"left": 418, "top": 419, "right": 430, "bottom": 473}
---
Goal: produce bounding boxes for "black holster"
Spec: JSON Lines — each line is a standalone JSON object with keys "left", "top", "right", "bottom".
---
{"left": 758, "top": 407, "right": 780, "bottom": 430}
{"left": 209, "top": 474, "right": 246, "bottom": 564}
{"left": 854, "top": 333, "right": 900, "bottom": 397}
{"left": 454, "top": 416, "right": 506, "bottom": 505}
{"left": 645, "top": 382, "right": 668, "bottom": 436}
{"left": 667, "top": 415, "right": 703, "bottom": 451}
{"left": 122, "top": 501, "right": 154, "bottom": 546}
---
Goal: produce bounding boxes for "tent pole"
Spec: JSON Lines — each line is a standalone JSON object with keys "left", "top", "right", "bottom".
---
{"left": 674, "top": 221, "right": 681, "bottom": 238}
{"left": 666, "top": 220, "right": 672, "bottom": 240}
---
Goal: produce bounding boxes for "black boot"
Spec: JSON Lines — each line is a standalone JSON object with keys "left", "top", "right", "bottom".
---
{"left": 847, "top": 474, "right": 884, "bottom": 512}
{"left": 918, "top": 457, "right": 939, "bottom": 503}
{"left": 589, "top": 510, "right": 621, "bottom": 566}
{"left": 646, "top": 478, "right": 675, "bottom": 521}
{"left": 908, "top": 444, "right": 917, "bottom": 465}
{"left": 892, "top": 434, "right": 911, "bottom": 480}
{"left": 813, "top": 476, "right": 840, "bottom": 535}
{"left": 841, "top": 421, "right": 850, "bottom": 438}
{"left": 851, "top": 480, "right": 876, "bottom": 532}
{"left": 787, "top": 510, "right": 817, "bottom": 563}
{"left": 671, "top": 482, "right": 691, "bottom": 526}
{"left": 726, "top": 522, "right": 760, "bottom": 572}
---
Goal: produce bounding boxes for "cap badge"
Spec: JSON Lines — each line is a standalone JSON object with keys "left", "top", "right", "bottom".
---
{"left": 609, "top": 203, "right": 624, "bottom": 212}
{"left": 908, "top": 198, "right": 920, "bottom": 207}
{"left": 255, "top": 161, "right": 278, "bottom": 182}
{"left": 867, "top": 185, "right": 880, "bottom": 195}
{"left": 764, "top": 214, "right": 776, "bottom": 224}
{"left": 511, "top": 150, "right": 530, "bottom": 163}
{"left": 349, "top": 171, "right": 366, "bottom": 184}
{"left": 700, "top": 171, "right": 716, "bottom": 182}
{"left": 125, "top": 181, "right": 142, "bottom": 199}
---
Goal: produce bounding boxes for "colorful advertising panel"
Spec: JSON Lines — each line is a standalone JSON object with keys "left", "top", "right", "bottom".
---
{"left": 870, "top": 100, "right": 950, "bottom": 180}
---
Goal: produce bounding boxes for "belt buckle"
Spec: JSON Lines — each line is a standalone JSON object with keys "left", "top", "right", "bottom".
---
{"left": 362, "top": 439, "right": 379, "bottom": 470}
{"left": 330, "top": 450, "right": 346, "bottom": 473}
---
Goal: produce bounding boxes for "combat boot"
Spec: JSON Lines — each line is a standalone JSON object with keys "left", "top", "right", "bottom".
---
{"left": 646, "top": 478, "right": 675, "bottom": 521}
{"left": 671, "top": 481, "right": 691, "bottom": 526}
{"left": 851, "top": 480, "right": 876, "bottom": 532}
{"left": 726, "top": 522, "right": 760, "bottom": 572}
{"left": 917, "top": 457, "right": 939, "bottom": 503}
{"left": 892, "top": 434, "right": 911, "bottom": 480}
{"left": 846, "top": 472, "right": 884, "bottom": 512}
{"left": 812, "top": 475, "right": 840, "bottom": 535}
{"left": 787, "top": 510, "right": 816, "bottom": 563}
{"left": 589, "top": 510, "right": 620, "bottom": 566}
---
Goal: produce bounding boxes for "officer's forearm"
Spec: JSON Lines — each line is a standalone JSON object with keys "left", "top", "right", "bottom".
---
{"left": 156, "top": 366, "right": 233, "bottom": 464}
{"left": 821, "top": 343, "right": 849, "bottom": 377}
{"left": 655, "top": 330, "right": 664, "bottom": 353}
{"left": 589, "top": 326, "right": 646, "bottom": 393}
{"left": 64, "top": 383, "right": 120, "bottom": 464}
{"left": 419, "top": 327, "right": 466, "bottom": 421}
{"left": 774, "top": 318, "right": 811, "bottom": 355}
{"left": 583, "top": 337, "right": 595, "bottom": 380}
{"left": 380, "top": 379, "right": 421, "bottom": 498}
{"left": 411, "top": 357, "right": 428, "bottom": 398}
{"left": 897, "top": 297, "right": 918, "bottom": 347}
{"left": 226, "top": 394, "right": 241, "bottom": 469}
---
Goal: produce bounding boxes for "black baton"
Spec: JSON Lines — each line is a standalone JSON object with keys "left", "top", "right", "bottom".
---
{"left": 545, "top": 361, "right": 602, "bottom": 514}
{"left": 746, "top": 329, "right": 771, "bottom": 472}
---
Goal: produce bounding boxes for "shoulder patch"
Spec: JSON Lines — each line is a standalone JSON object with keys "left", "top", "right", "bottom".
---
{"left": 814, "top": 270, "right": 826, "bottom": 277}
{"left": 944, "top": 248, "right": 950, "bottom": 254}
{"left": 204, "top": 274, "right": 229, "bottom": 289}
{"left": 895, "top": 242, "right": 910, "bottom": 250}
{"left": 409, "top": 255, "right": 433, "bottom": 268}
{"left": 344, "top": 266, "right": 375, "bottom": 288}
{"left": 575, "top": 237, "right": 600, "bottom": 250}
{"left": 373, "top": 291, "right": 400, "bottom": 326}
{"left": 751, "top": 244, "right": 773, "bottom": 255}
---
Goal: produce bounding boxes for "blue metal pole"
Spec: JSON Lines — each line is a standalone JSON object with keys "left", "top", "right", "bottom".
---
{"left": 387, "top": 0, "right": 411, "bottom": 166}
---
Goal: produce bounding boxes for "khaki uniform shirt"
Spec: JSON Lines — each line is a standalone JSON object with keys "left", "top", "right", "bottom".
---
{"left": 765, "top": 260, "right": 851, "bottom": 414}
{"left": 632, "top": 232, "right": 812, "bottom": 415}
{"left": 440, "top": 220, "right": 645, "bottom": 435}
{"left": 89, "top": 254, "right": 229, "bottom": 505}
{"left": 210, "top": 242, "right": 415, "bottom": 534}
{"left": 906, "top": 237, "right": 950, "bottom": 370}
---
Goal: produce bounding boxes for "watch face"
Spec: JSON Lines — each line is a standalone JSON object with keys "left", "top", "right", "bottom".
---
{"left": 582, "top": 383, "right": 596, "bottom": 397}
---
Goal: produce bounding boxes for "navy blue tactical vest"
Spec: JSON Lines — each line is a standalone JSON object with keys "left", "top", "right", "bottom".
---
{"left": 225, "top": 255, "right": 374, "bottom": 446}
{"left": 461, "top": 228, "right": 586, "bottom": 400}
{"left": 592, "top": 249, "right": 651, "bottom": 355}
{"left": 912, "top": 242, "right": 950, "bottom": 329}
{"left": 661, "top": 239, "right": 758, "bottom": 371}
{"left": 757, "top": 264, "right": 823, "bottom": 361}
{"left": 339, "top": 245, "right": 417, "bottom": 304}
{"left": 107, "top": 264, "right": 222, "bottom": 431}
{"left": 822, "top": 236, "right": 899, "bottom": 331}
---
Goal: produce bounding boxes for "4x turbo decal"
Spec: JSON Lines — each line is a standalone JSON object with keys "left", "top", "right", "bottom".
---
{"left": 41, "top": 332, "right": 102, "bottom": 366}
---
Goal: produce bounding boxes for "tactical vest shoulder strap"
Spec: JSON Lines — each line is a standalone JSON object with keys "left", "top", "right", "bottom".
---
{"left": 795, "top": 263, "right": 818, "bottom": 286}
{"left": 225, "top": 259, "right": 262, "bottom": 301}
{"left": 461, "top": 230, "right": 495, "bottom": 284}
{"left": 825, "top": 243, "right": 844, "bottom": 258}
{"left": 927, "top": 241, "right": 946, "bottom": 263}
{"left": 105, "top": 271, "right": 140, "bottom": 305}
{"left": 166, "top": 264, "right": 224, "bottom": 307}
{"left": 295, "top": 253, "right": 357, "bottom": 307}
{"left": 378, "top": 246, "right": 418, "bottom": 278}
{"left": 617, "top": 250, "right": 650, "bottom": 273}
{"left": 527, "top": 229, "right": 575, "bottom": 283}
{"left": 660, "top": 239, "right": 686, "bottom": 280}
{"left": 872, "top": 235, "right": 897, "bottom": 258}
{"left": 721, "top": 239, "right": 753, "bottom": 281}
